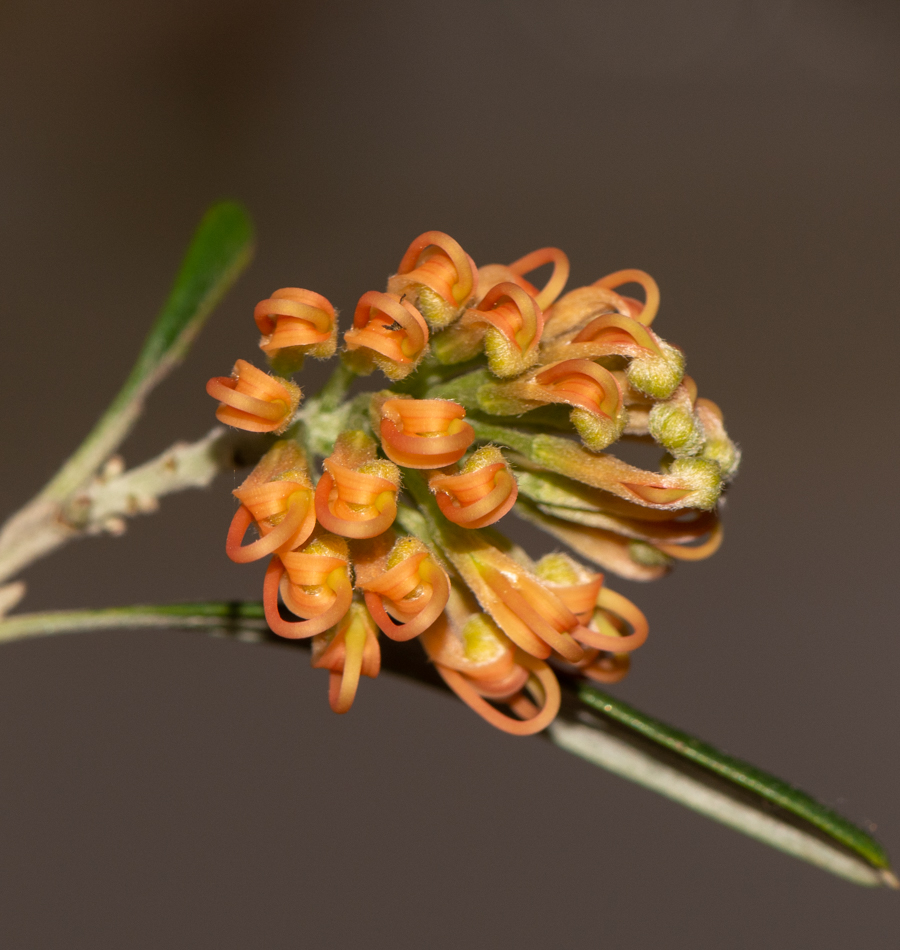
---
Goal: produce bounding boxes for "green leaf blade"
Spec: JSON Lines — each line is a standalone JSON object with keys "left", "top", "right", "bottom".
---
{"left": 577, "top": 683, "right": 891, "bottom": 872}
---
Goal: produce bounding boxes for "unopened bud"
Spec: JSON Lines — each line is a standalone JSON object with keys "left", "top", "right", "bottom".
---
{"left": 343, "top": 290, "right": 429, "bottom": 380}
{"left": 206, "top": 359, "right": 300, "bottom": 433}
{"left": 429, "top": 445, "right": 518, "bottom": 528}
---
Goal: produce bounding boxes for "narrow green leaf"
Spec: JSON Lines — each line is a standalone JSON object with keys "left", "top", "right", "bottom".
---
{"left": 577, "top": 683, "right": 890, "bottom": 871}
{"left": 41, "top": 202, "right": 254, "bottom": 503}
{"left": 130, "top": 201, "right": 254, "bottom": 380}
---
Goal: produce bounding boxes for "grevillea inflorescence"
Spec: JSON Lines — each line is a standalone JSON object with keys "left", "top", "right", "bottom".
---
{"left": 207, "top": 232, "right": 739, "bottom": 733}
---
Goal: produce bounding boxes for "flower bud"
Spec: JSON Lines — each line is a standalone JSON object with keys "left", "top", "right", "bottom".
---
{"left": 695, "top": 398, "right": 741, "bottom": 481}
{"left": 428, "top": 446, "right": 518, "bottom": 528}
{"left": 311, "top": 602, "right": 380, "bottom": 714}
{"left": 648, "top": 381, "right": 706, "bottom": 457}
{"left": 525, "top": 434, "right": 722, "bottom": 510}
{"left": 263, "top": 533, "right": 353, "bottom": 639}
{"left": 420, "top": 583, "right": 561, "bottom": 735}
{"left": 343, "top": 290, "right": 429, "bottom": 380}
{"left": 315, "top": 431, "right": 400, "bottom": 539}
{"left": 377, "top": 396, "right": 475, "bottom": 469}
{"left": 542, "top": 310, "right": 684, "bottom": 400}
{"left": 356, "top": 536, "right": 450, "bottom": 641}
{"left": 226, "top": 440, "right": 316, "bottom": 563}
{"left": 478, "top": 359, "right": 627, "bottom": 452}
{"left": 387, "top": 231, "right": 477, "bottom": 328}
{"left": 206, "top": 359, "right": 300, "bottom": 433}
{"left": 254, "top": 288, "right": 337, "bottom": 375}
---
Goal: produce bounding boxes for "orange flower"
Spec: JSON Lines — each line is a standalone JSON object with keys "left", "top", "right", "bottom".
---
{"left": 476, "top": 246, "right": 570, "bottom": 311}
{"left": 478, "top": 358, "right": 626, "bottom": 452}
{"left": 459, "top": 282, "right": 544, "bottom": 378}
{"left": 254, "top": 287, "right": 337, "bottom": 374}
{"left": 226, "top": 440, "right": 316, "bottom": 563}
{"left": 311, "top": 602, "right": 381, "bottom": 714}
{"left": 377, "top": 396, "right": 475, "bottom": 469}
{"left": 315, "top": 431, "right": 400, "bottom": 539}
{"left": 387, "top": 231, "right": 477, "bottom": 328}
{"left": 356, "top": 536, "right": 450, "bottom": 641}
{"left": 206, "top": 359, "right": 300, "bottom": 433}
{"left": 533, "top": 552, "right": 603, "bottom": 625}
{"left": 263, "top": 533, "right": 353, "bottom": 639}
{"left": 440, "top": 531, "right": 586, "bottom": 663}
{"left": 593, "top": 268, "right": 660, "bottom": 326}
{"left": 342, "top": 290, "right": 429, "bottom": 380}
{"left": 428, "top": 446, "right": 517, "bottom": 528}
{"left": 420, "top": 584, "right": 561, "bottom": 736}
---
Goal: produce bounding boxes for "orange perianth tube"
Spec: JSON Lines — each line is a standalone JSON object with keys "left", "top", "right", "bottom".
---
{"left": 314, "top": 465, "right": 398, "bottom": 540}
{"left": 534, "top": 360, "right": 623, "bottom": 418}
{"left": 206, "top": 359, "right": 299, "bottom": 433}
{"left": 549, "top": 575, "right": 604, "bottom": 625}
{"left": 379, "top": 398, "right": 475, "bottom": 469}
{"left": 312, "top": 608, "right": 381, "bottom": 714}
{"left": 396, "top": 231, "right": 475, "bottom": 305}
{"left": 430, "top": 464, "right": 518, "bottom": 529}
{"left": 255, "top": 288, "right": 335, "bottom": 351}
{"left": 654, "top": 521, "right": 723, "bottom": 561}
{"left": 507, "top": 247, "right": 570, "bottom": 310}
{"left": 225, "top": 488, "right": 315, "bottom": 563}
{"left": 362, "top": 554, "right": 450, "bottom": 641}
{"left": 434, "top": 653, "right": 561, "bottom": 736}
{"left": 571, "top": 312, "right": 662, "bottom": 355}
{"left": 573, "top": 587, "right": 649, "bottom": 653}
{"left": 463, "top": 282, "right": 543, "bottom": 352}
{"left": 477, "top": 565, "right": 584, "bottom": 663}
{"left": 593, "top": 269, "right": 660, "bottom": 326}
{"left": 582, "top": 653, "right": 631, "bottom": 684}
{"left": 344, "top": 291, "right": 429, "bottom": 363}
{"left": 263, "top": 556, "right": 353, "bottom": 639}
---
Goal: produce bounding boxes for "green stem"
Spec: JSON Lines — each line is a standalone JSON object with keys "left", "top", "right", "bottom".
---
{"left": 0, "top": 600, "right": 893, "bottom": 888}
{"left": 315, "top": 362, "right": 357, "bottom": 413}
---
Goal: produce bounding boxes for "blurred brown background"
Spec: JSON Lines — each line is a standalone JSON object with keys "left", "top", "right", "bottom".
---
{"left": 0, "top": 0, "right": 898, "bottom": 946}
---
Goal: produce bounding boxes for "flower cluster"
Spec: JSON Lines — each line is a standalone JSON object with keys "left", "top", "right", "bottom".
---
{"left": 206, "top": 232, "right": 739, "bottom": 734}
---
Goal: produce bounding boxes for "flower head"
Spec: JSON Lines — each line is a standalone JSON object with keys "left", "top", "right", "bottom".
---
{"left": 206, "top": 359, "right": 300, "bottom": 433}
{"left": 209, "top": 229, "right": 738, "bottom": 730}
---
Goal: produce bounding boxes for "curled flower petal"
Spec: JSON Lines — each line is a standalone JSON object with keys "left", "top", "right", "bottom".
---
{"left": 315, "top": 431, "right": 400, "bottom": 539}
{"left": 572, "top": 586, "right": 648, "bottom": 653}
{"left": 387, "top": 231, "right": 477, "bottom": 328}
{"left": 593, "top": 269, "right": 660, "bottom": 326}
{"left": 226, "top": 441, "right": 316, "bottom": 563}
{"left": 343, "top": 291, "right": 429, "bottom": 380}
{"left": 377, "top": 396, "right": 475, "bottom": 469}
{"left": 311, "top": 602, "right": 381, "bottom": 714}
{"left": 255, "top": 288, "right": 337, "bottom": 374}
{"left": 477, "top": 247, "right": 569, "bottom": 311}
{"left": 357, "top": 536, "right": 450, "bottom": 641}
{"left": 263, "top": 534, "right": 353, "bottom": 639}
{"left": 206, "top": 359, "right": 300, "bottom": 433}
{"left": 420, "top": 585, "right": 561, "bottom": 735}
{"left": 429, "top": 446, "right": 517, "bottom": 529}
